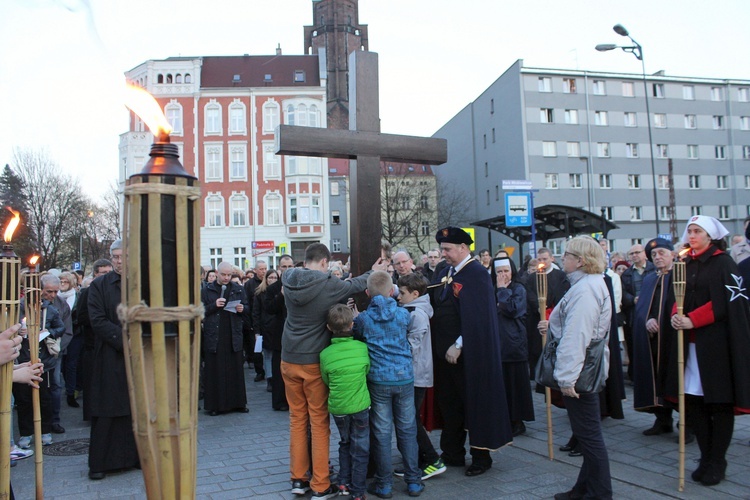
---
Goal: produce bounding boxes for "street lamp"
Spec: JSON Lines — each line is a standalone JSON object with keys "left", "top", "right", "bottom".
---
{"left": 596, "top": 24, "right": 661, "bottom": 235}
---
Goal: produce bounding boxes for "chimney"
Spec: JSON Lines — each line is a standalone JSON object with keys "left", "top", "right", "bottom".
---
{"left": 276, "top": 43, "right": 282, "bottom": 56}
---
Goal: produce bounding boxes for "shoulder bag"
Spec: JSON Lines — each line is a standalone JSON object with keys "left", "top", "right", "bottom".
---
{"left": 535, "top": 334, "right": 608, "bottom": 394}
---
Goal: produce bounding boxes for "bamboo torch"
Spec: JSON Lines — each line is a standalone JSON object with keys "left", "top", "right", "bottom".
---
{"left": 121, "top": 85, "right": 202, "bottom": 499}
{"left": 536, "top": 263, "right": 553, "bottom": 460}
{"left": 0, "top": 210, "right": 21, "bottom": 500}
{"left": 672, "top": 249, "right": 688, "bottom": 492}
{"left": 24, "top": 258, "right": 43, "bottom": 500}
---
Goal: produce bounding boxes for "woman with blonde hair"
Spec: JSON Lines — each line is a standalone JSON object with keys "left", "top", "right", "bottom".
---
{"left": 538, "top": 236, "right": 613, "bottom": 499}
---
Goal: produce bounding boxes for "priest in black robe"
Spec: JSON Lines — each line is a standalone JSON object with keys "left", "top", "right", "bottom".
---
{"left": 430, "top": 227, "right": 512, "bottom": 477}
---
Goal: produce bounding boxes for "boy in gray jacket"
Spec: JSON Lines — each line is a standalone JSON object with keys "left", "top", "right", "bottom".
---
{"left": 397, "top": 273, "right": 446, "bottom": 480}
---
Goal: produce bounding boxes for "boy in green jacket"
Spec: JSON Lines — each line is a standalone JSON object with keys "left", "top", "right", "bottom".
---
{"left": 320, "top": 304, "right": 371, "bottom": 500}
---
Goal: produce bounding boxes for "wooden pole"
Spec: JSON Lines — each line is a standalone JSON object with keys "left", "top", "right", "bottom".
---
{"left": 536, "top": 266, "right": 553, "bottom": 460}
{"left": 24, "top": 272, "right": 43, "bottom": 500}
{"left": 0, "top": 250, "right": 20, "bottom": 500}
{"left": 672, "top": 257, "right": 687, "bottom": 492}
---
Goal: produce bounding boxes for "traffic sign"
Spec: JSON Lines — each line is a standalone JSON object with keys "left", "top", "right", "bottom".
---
{"left": 505, "top": 192, "right": 532, "bottom": 227}
{"left": 502, "top": 179, "right": 533, "bottom": 190}
{"left": 460, "top": 227, "right": 476, "bottom": 252}
{"left": 72, "top": 262, "right": 81, "bottom": 271}
{"left": 251, "top": 240, "right": 274, "bottom": 250}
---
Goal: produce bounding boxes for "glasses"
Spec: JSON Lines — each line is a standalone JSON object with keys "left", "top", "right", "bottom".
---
{"left": 563, "top": 251, "right": 580, "bottom": 259}
{"left": 110, "top": 254, "right": 123, "bottom": 261}
{"left": 60, "top": 279, "right": 69, "bottom": 283}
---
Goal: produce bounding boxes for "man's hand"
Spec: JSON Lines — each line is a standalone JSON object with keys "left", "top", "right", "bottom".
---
{"left": 445, "top": 344, "right": 462, "bottom": 364}
{"left": 371, "top": 258, "right": 388, "bottom": 272}
{"left": 670, "top": 314, "right": 694, "bottom": 330}
{"left": 646, "top": 318, "right": 659, "bottom": 335}
{"left": 537, "top": 320, "right": 549, "bottom": 336}
{"left": 561, "top": 386, "right": 579, "bottom": 398}
{"left": 0, "top": 324, "right": 22, "bottom": 365}
{"left": 236, "top": 303, "right": 244, "bottom": 313}
{"left": 216, "top": 297, "right": 226, "bottom": 308}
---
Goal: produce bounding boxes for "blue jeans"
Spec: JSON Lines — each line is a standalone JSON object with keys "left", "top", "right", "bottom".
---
{"left": 564, "top": 393, "right": 612, "bottom": 499}
{"left": 368, "top": 382, "right": 420, "bottom": 488}
{"left": 333, "top": 408, "right": 370, "bottom": 497}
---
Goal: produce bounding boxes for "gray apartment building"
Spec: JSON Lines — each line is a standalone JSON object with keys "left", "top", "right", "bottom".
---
{"left": 433, "top": 59, "right": 750, "bottom": 256}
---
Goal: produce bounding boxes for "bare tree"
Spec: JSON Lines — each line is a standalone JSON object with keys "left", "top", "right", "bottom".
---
{"left": 436, "top": 177, "right": 473, "bottom": 229}
{"left": 380, "top": 164, "right": 436, "bottom": 256}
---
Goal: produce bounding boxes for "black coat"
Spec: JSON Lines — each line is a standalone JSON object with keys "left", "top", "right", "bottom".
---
{"left": 496, "top": 282, "right": 527, "bottom": 362}
{"left": 253, "top": 281, "right": 285, "bottom": 352}
{"left": 620, "top": 261, "right": 656, "bottom": 325}
{"left": 201, "top": 281, "right": 246, "bottom": 354}
{"left": 88, "top": 271, "right": 132, "bottom": 417}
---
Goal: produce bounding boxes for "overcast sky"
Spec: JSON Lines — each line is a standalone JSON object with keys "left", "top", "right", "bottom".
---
{"left": 2, "top": 0, "right": 749, "bottom": 197}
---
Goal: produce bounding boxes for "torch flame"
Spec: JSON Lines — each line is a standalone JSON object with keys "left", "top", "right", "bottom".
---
{"left": 678, "top": 248, "right": 690, "bottom": 258}
{"left": 123, "top": 84, "right": 172, "bottom": 139}
{"left": 537, "top": 263, "right": 545, "bottom": 272}
{"left": 3, "top": 208, "right": 20, "bottom": 243}
{"left": 29, "top": 255, "right": 39, "bottom": 265}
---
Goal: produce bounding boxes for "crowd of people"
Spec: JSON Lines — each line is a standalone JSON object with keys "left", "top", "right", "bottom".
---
{"left": 2, "top": 213, "right": 748, "bottom": 498}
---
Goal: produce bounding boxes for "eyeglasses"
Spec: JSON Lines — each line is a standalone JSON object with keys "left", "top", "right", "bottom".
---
{"left": 563, "top": 251, "right": 580, "bottom": 259}
{"left": 60, "top": 279, "right": 69, "bottom": 283}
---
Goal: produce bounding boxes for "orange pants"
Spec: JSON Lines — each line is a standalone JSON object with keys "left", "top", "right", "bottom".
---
{"left": 281, "top": 361, "right": 331, "bottom": 492}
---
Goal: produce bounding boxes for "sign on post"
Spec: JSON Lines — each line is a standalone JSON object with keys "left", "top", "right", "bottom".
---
{"left": 505, "top": 192, "right": 532, "bottom": 227}
{"left": 460, "top": 227, "right": 476, "bottom": 252}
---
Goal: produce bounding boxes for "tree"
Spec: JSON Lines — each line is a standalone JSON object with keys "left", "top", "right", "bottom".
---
{"left": 0, "top": 165, "right": 36, "bottom": 261}
{"left": 436, "top": 177, "right": 473, "bottom": 229}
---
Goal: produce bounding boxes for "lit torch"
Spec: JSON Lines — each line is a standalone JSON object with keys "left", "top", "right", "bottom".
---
{"left": 24, "top": 255, "right": 43, "bottom": 499}
{"left": 122, "top": 84, "right": 202, "bottom": 499}
{"left": 672, "top": 247, "right": 689, "bottom": 491}
{"left": 536, "top": 263, "right": 553, "bottom": 460}
{"left": 0, "top": 209, "right": 21, "bottom": 500}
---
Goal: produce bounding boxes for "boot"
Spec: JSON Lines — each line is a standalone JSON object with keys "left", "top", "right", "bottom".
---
{"left": 643, "top": 417, "right": 672, "bottom": 436}
{"left": 700, "top": 459, "right": 727, "bottom": 486}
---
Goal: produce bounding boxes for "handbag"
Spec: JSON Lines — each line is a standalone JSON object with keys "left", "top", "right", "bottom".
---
{"left": 44, "top": 336, "right": 61, "bottom": 357}
{"left": 535, "top": 334, "right": 608, "bottom": 394}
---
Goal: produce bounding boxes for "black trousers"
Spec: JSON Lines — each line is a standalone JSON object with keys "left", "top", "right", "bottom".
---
{"left": 271, "top": 350, "right": 288, "bottom": 409}
{"left": 686, "top": 395, "right": 734, "bottom": 470}
{"left": 565, "top": 393, "right": 612, "bottom": 499}
{"left": 414, "top": 387, "right": 439, "bottom": 466}
{"left": 13, "top": 371, "right": 52, "bottom": 436}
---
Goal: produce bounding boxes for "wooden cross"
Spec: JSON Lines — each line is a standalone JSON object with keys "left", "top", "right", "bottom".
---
{"left": 275, "top": 51, "right": 448, "bottom": 275}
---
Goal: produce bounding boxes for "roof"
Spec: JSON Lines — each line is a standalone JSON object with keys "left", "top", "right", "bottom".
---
{"left": 200, "top": 55, "right": 321, "bottom": 88}
{"left": 381, "top": 162, "right": 434, "bottom": 176}
{"left": 472, "top": 205, "right": 618, "bottom": 244}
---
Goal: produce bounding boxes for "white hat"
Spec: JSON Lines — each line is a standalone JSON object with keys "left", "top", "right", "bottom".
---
{"left": 681, "top": 215, "right": 729, "bottom": 243}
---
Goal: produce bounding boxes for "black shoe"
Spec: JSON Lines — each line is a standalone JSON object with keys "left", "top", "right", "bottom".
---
{"left": 235, "top": 407, "right": 249, "bottom": 413}
{"left": 312, "top": 483, "right": 339, "bottom": 499}
{"left": 642, "top": 419, "right": 672, "bottom": 436}
{"left": 554, "top": 490, "right": 583, "bottom": 500}
{"left": 559, "top": 443, "right": 574, "bottom": 452}
{"left": 511, "top": 421, "right": 526, "bottom": 436}
{"left": 274, "top": 405, "right": 289, "bottom": 411}
{"left": 67, "top": 395, "right": 80, "bottom": 408}
{"left": 51, "top": 423, "right": 65, "bottom": 434}
{"left": 254, "top": 373, "right": 265, "bottom": 382}
{"left": 464, "top": 462, "right": 490, "bottom": 476}
{"left": 89, "top": 471, "right": 106, "bottom": 480}
{"left": 700, "top": 462, "right": 726, "bottom": 486}
{"left": 208, "top": 410, "right": 218, "bottom": 416}
{"left": 568, "top": 446, "right": 582, "bottom": 457}
{"left": 291, "top": 480, "right": 310, "bottom": 495}
{"left": 691, "top": 461, "right": 708, "bottom": 482}
{"left": 267, "top": 380, "right": 273, "bottom": 392}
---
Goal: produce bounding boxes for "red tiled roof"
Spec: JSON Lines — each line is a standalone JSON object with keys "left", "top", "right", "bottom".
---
{"left": 381, "top": 162, "right": 435, "bottom": 176}
{"left": 200, "top": 55, "right": 321, "bottom": 88}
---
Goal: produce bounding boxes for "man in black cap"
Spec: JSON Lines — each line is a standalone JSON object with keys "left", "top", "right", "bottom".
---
{"left": 632, "top": 238, "right": 692, "bottom": 441}
{"left": 429, "top": 227, "right": 513, "bottom": 476}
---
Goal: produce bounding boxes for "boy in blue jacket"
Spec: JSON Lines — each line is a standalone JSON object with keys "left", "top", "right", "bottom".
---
{"left": 354, "top": 271, "right": 425, "bottom": 498}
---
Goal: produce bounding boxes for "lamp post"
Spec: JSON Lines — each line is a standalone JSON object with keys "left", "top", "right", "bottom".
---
{"left": 596, "top": 23, "right": 661, "bottom": 235}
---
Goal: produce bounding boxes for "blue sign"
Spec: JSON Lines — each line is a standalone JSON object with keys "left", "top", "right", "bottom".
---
{"left": 505, "top": 192, "right": 532, "bottom": 227}
{"left": 658, "top": 233, "right": 673, "bottom": 241}
{"left": 72, "top": 262, "right": 81, "bottom": 271}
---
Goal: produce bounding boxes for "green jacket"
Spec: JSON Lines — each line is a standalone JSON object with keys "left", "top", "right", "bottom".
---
{"left": 320, "top": 337, "right": 371, "bottom": 415}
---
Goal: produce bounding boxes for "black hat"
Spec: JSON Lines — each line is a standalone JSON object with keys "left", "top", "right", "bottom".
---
{"left": 645, "top": 237, "right": 674, "bottom": 262}
{"left": 435, "top": 226, "right": 473, "bottom": 245}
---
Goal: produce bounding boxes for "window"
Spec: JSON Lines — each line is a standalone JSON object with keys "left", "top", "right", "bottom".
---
{"left": 746, "top": 175, "right": 750, "bottom": 188}
{"left": 165, "top": 103, "right": 182, "bottom": 134}
{"left": 683, "top": 85, "right": 695, "bottom": 100}
{"left": 719, "top": 206, "right": 730, "bottom": 220}
{"left": 490, "top": 99, "right": 494, "bottom": 114}
{"left": 599, "top": 174, "right": 612, "bottom": 189}
{"left": 569, "top": 173, "right": 582, "bottom": 188}
{"left": 713, "top": 116, "right": 724, "bottom": 130}
{"left": 540, "top": 108, "right": 554, "bottom": 123}
{"left": 265, "top": 195, "right": 281, "bottom": 225}
{"left": 656, "top": 144, "right": 669, "bottom": 158}
{"left": 658, "top": 175, "right": 670, "bottom": 189}
{"left": 563, "top": 78, "right": 577, "bottom": 93}
{"left": 653, "top": 113, "right": 667, "bottom": 128}
{"left": 717, "top": 175, "right": 728, "bottom": 189}
{"left": 594, "top": 111, "right": 608, "bottom": 126}
{"left": 628, "top": 174, "right": 641, "bottom": 189}
{"left": 420, "top": 195, "right": 429, "bottom": 209}
{"left": 205, "top": 104, "right": 221, "bottom": 135}
{"left": 232, "top": 247, "right": 247, "bottom": 268}
{"left": 484, "top": 162, "right": 488, "bottom": 177}
{"left": 287, "top": 156, "right": 322, "bottom": 175}
{"left": 687, "top": 144, "right": 699, "bottom": 159}
{"left": 330, "top": 181, "right": 339, "bottom": 196}
{"left": 400, "top": 197, "right": 411, "bottom": 210}
{"left": 566, "top": 142, "right": 580, "bottom": 157}
{"left": 684, "top": 114, "right": 697, "bottom": 129}
{"left": 564, "top": 109, "right": 578, "bottom": 124}
{"left": 630, "top": 206, "right": 642, "bottom": 221}
{"left": 545, "top": 174, "right": 559, "bottom": 189}
{"left": 538, "top": 77, "right": 552, "bottom": 92}
{"left": 542, "top": 141, "right": 557, "bottom": 157}
{"left": 294, "top": 70, "right": 306, "bottom": 83}
{"left": 631, "top": 238, "right": 643, "bottom": 246}
{"left": 744, "top": 146, "right": 750, "bottom": 160}
{"left": 660, "top": 206, "right": 671, "bottom": 221}
{"left": 206, "top": 196, "right": 224, "bottom": 227}
{"left": 740, "top": 88, "right": 749, "bottom": 102}
{"left": 597, "top": 142, "right": 610, "bottom": 158}
{"left": 602, "top": 206, "right": 614, "bottom": 220}
{"left": 402, "top": 221, "right": 413, "bottom": 236}
{"left": 289, "top": 195, "right": 321, "bottom": 224}
{"left": 624, "top": 112, "right": 637, "bottom": 127}
{"left": 492, "top": 128, "right": 496, "bottom": 143}
{"left": 205, "top": 146, "right": 222, "bottom": 181}
{"left": 229, "top": 146, "right": 246, "bottom": 179}
{"left": 331, "top": 239, "right": 341, "bottom": 253}
{"left": 626, "top": 143, "right": 639, "bottom": 158}
{"left": 209, "top": 248, "right": 222, "bottom": 269}
{"left": 332, "top": 210, "right": 340, "bottom": 225}
{"left": 230, "top": 195, "right": 248, "bottom": 226}
{"left": 420, "top": 221, "right": 430, "bottom": 236}
{"left": 691, "top": 206, "right": 703, "bottom": 216}
{"left": 653, "top": 83, "right": 665, "bottom": 98}
{"left": 229, "top": 104, "right": 246, "bottom": 134}
{"left": 263, "top": 101, "right": 280, "bottom": 132}
{"left": 741, "top": 117, "right": 750, "bottom": 131}
{"left": 483, "top": 134, "right": 487, "bottom": 149}
{"left": 593, "top": 80, "right": 606, "bottom": 95}
{"left": 715, "top": 146, "right": 726, "bottom": 159}
{"left": 263, "top": 143, "right": 280, "bottom": 179}
{"left": 711, "top": 87, "right": 723, "bottom": 101}
{"left": 689, "top": 175, "right": 700, "bottom": 189}
{"left": 622, "top": 82, "right": 635, "bottom": 97}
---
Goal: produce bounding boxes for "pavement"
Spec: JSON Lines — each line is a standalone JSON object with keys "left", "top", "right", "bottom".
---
{"left": 8, "top": 369, "right": 750, "bottom": 499}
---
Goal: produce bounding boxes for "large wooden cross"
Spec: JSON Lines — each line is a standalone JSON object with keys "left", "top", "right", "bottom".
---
{"left": 275, "top": 51, "right": 448, "bottom": 275}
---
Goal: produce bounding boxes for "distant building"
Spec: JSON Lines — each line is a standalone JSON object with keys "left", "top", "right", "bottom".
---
{"left": 120, "top": 53, "right": 330, "bottom": 267}
{"left": 433, "top": 59, "right": 750, "bottom": 255}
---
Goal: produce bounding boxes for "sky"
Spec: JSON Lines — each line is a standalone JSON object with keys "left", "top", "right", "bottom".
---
{"left": 2, "top": 0, "right": 749, "bottom": 198}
